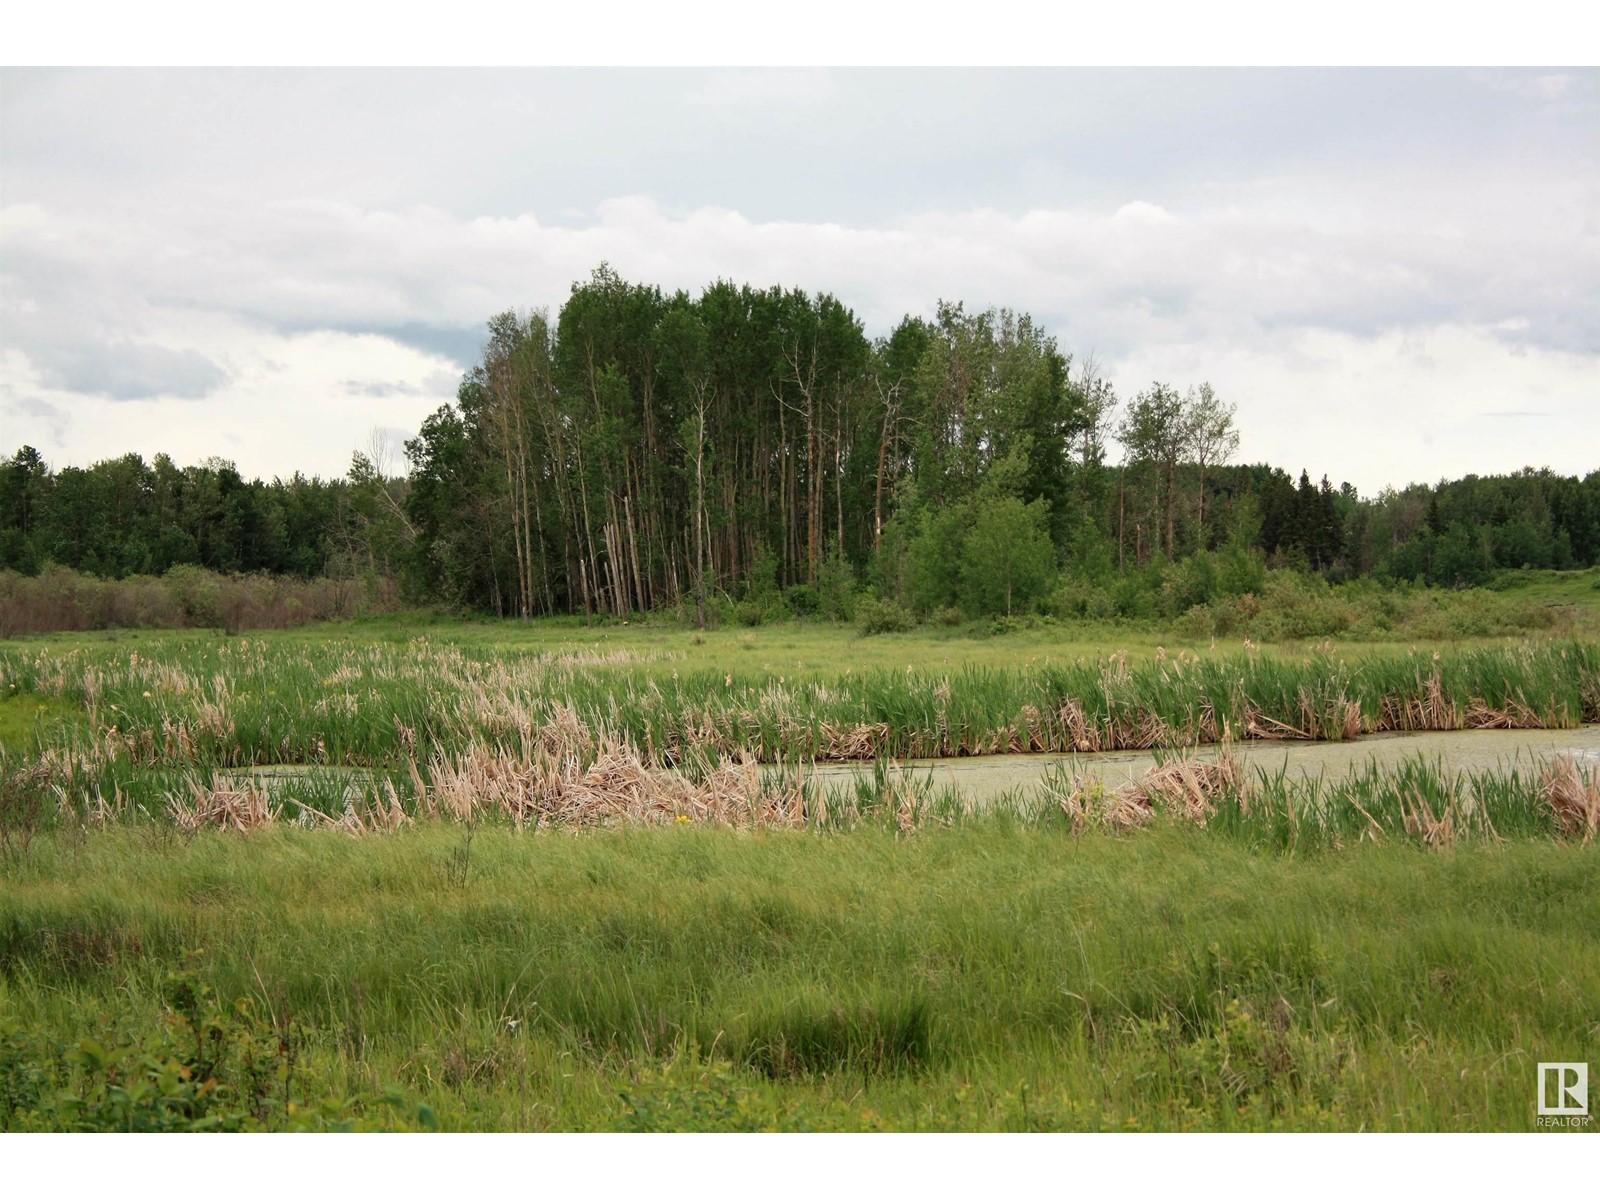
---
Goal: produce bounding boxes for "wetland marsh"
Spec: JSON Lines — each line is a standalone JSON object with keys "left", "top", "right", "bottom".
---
{"left": 2, "top": 621, "right": 1597, "bottom": 1131}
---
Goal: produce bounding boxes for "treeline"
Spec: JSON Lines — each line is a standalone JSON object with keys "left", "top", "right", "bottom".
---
{"left": 3, "top": 263, "right": 1598, "bottom": 626}
{"left": 0, "top": 447, "right": 408, "bottom": 583}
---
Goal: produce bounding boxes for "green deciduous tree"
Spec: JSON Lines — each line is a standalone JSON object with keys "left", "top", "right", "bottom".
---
{"left": 960, "top": 495, "right": 1056, "bottom": 617}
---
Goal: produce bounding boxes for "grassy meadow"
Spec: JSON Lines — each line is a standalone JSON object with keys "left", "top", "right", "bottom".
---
{"left": 2, "top": 598, "right": 1598, "bottom": 1132}
{"left": 4, "top": 824, "right": 1598, "bottom": 1132}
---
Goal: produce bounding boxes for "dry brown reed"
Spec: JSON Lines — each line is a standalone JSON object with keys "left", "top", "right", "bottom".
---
{"left": 1399, "top": 790, "right": 1463, "bottom": 848}
{"left": 422, "top": 739, "right": 808, "bottom": 830}
{"left": 296, "top": 780, "right": 414, "bottom": 837}
{"left": 816, "top": 721, "right": 890, "bottom": 760}
{"left": 1464, "top": 697, "right": 1543, "bottom": 730}
{"left": 1119, "top": 752, "right": 1249, "bottom": 825}
{"left": 1540, "top": 755, "right": 1600, "bottom": 843}
{"left": 1055, "top": 774, "right": 1155, "bottom": 835}
{"left": 1377, "top": 672, "right": 1461, "bottom": 732}
{"left": 167, "top": 776, "right": 276, "bottom": 833}
{"left": 1058, "top": 748, "right": 1248, "bottom": 834}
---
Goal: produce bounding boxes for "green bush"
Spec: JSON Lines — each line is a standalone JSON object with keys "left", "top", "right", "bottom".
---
{"left": 815, "top": 550, "right": 859, "bottom": 622}
{"left": 1160, "top": 553, "right": 1220, "bottom": 616}
{"left": 1174, "top": 569, "right": 1570, "bottom": 643}
{"left": 1112, "top": 568, "right": 1162, "bottom": 619}
{"left": 785, "top": 585, "right": 820, "bottom": 618}
{"left": 857, "top": 597, "right": 916, "bottom": 636}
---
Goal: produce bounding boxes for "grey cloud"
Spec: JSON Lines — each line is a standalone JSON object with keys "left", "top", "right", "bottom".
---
{"left": 342, "top": 372, "right": 465, "bottom": 399}
{"left": 5, "top": 70, "right": 1596, "bottom": 367}
{"left": 6, "top": 69, "right": 1596, "bottom": 230}
{"left": 0, "top": 392, "right": 70, "bottom": 445}
{"left": 6, "top": 178, "right": 1596, "bottom": 375}
{"left": 361, "top": 325, "right": 486, "bottom": 370}
{"left": 683, "top": 69, "right": 838, "bottom": 108}
{"left": 39, "top": 341, "right": 228, "bottom": 401}
{"left": 343, "top": 379, "right": 420, "bottom": 398}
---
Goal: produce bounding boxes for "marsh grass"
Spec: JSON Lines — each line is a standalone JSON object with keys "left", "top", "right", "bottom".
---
{"left": 1043, "top": 749, "right": 1600, "bottom": 852}
{"left": 2, "top": 623, "right": 1596, "bottom": 1130}
{"left": 0, "top": 628, "right": 1595, "bottom": 850}
{"left": 2, "top": 821, "right": 1595, "bottom": 1131}
{"left": 2, "top": 639, "right": 1593, "bottom": 812}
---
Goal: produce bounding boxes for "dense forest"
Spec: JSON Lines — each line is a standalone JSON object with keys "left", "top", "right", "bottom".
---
{"left": 3, "top": 265, "right": 1598, "bottom": 626}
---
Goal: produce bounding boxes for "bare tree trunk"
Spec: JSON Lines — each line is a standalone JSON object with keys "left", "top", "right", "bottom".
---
{"left": 625, "top": 493, "right": 645, "bottom": 615}
{"left": 834, "top": 402, "right": 845, "bottom": 558}
{"left": 489, "top": 354, "right": 529, "bottom": 617}
{"left": 1117, "top": 471, "right": 1126, "bottom": 574}
{"left": 693, "top": 392, "right": 708, "bottom": 629}
{"left": 1164, "top": 461, "right": 1177, "bottom": 559}
{"left": 873, "top": 386, "right": 898, "bottom": 552}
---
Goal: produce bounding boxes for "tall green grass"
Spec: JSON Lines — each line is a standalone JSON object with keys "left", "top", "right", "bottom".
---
{"left": 2, "top": 822, "right": 1595, "bottom": 1131}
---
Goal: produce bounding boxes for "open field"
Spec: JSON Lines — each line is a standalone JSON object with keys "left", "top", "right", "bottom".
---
{"left": 5, "top": 562, "right": 1600, "bottom": 656}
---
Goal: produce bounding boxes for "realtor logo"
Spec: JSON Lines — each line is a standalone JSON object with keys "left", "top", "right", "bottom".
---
{"left": 1538, "top": 1063, "right": 1588, "bottom": 1117}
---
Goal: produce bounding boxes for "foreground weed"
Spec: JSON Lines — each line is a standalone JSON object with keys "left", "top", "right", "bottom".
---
{"left": 0, "top": 761, "right": 54, "bottom": 865}
{"left": 0, "top": 954, "right": 431, "bottom": 1132}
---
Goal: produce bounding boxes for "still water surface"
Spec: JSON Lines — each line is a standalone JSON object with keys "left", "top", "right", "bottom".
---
{"left": 804, "top": 725, "right": 1600, "bottom": 803}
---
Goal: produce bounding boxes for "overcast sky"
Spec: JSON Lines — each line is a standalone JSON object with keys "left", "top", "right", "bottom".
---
{"left": 1, "top": 66, "right": 1596, "bottom": 495}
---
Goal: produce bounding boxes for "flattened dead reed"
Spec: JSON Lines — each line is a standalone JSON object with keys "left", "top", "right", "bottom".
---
{"left": 423, "top": 741, "right": 808, "bottom": 830}
{"left": 1540, "top": 754, "right": 1600, "bottom": 843}
{"left": 1053, "top": 748, "right": 1247, "bottom": 834}
{"left": 167, "top": 776, "right": 276, "bottom": 833}
{"left": 1120, "top": 753, "right": 1249, "bottom": 825}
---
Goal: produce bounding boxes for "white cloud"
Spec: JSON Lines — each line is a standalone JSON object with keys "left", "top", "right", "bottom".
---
{"left": 1109, "top": 324, "right": 1600, "bottom": 495}
{"left": 1113, "top": 201, "right": 1177, "bottom": 224}
{"left": 0, "top": 326, "right": 459, "bottom": 480}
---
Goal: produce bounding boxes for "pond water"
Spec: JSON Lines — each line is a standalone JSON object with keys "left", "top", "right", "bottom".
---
{"left": 803, "top": 725, "right": 1600, "bottom": 803}
{"left": 229, "top": 726, "right": 1600, "bottom": 808}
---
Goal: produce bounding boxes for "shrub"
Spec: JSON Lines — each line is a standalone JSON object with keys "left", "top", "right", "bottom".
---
{"left": 857, "top": 597, "right": 916, "bottom": 636}
{"left": 1160, "top": 553, "right": 1220, "bottom": 616}
{"left": 1112, "top": 568, "right": 1162, "bottom": 619}
{"left": 815, "top": 550, "right": 858, "bottom": 622}
{"left": 785, "top": 585, "right": 820, "bottom": 618}
{"left": 0, "top": 959, "right": 424, "bottom": 1132}
{"left": 0, "top": 566, "right": 399, "bottom": 635}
